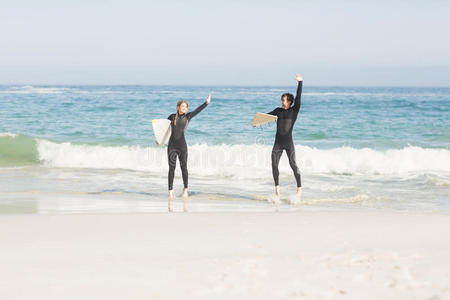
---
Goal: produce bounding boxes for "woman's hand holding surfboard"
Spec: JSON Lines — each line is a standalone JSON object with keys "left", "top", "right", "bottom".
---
{"left": 152, "top": 119, "right": 172, "bottom": 145}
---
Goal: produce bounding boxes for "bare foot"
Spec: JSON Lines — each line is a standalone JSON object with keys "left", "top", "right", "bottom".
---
{"left": 168, "top": 190, "right": 174, "bottom": 212}
{"left": 182, "top": 188, "right": 188, "bottom": 212}
{"left": 273, "top": 185, "right": 281, "bottom": 209}
{"left": 275, "top": 185, "right": 280, "bottom": 197}
{"left": 294, "top": 187, "right": 302, "bottom": 207}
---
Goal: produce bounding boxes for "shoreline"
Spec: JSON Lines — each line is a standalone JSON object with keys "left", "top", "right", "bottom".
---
{"left": 1, "top": 211, "right": 449, "bottom": 299}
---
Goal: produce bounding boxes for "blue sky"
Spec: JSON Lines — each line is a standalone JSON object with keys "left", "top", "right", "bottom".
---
{"left": 1, "top": 0, "right": 449, "bottom": 86}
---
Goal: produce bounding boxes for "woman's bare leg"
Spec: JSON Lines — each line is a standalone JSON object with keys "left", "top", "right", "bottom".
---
{"left": 182, "top": 188, "right": 188, "bottom": 212}
{"left": 168, "top": 190, "right": 174, "bottom": 212}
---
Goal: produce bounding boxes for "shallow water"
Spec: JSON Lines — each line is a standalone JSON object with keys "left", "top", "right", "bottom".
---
{"left": 1, "top": 85, "right": 449, "bottom": 213}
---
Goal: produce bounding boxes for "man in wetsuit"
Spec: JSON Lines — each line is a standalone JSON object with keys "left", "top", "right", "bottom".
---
{"left": 267, "top": 74, "right": 303, "bottom": 200}
{"left": 167, "top": 94, "right": 210, "bottom": 212}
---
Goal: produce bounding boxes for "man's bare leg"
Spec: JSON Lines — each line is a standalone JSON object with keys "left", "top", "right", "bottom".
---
{"left": 293, "top": 187, "right": 302, "bottom": 207}
{"left": 273, "top": 185, "right": 281, "bottom": 209}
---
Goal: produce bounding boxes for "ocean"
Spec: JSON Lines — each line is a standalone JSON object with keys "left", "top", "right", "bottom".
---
{"left": 0, "top": 85, "right": 449, "bottom": 213}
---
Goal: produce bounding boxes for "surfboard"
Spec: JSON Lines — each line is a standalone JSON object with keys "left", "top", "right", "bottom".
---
{"left": 151, "top": 119, "right": 172, "bottom": 145}
{"left": 252, "top": 112, "right": 277, "bottom": 127}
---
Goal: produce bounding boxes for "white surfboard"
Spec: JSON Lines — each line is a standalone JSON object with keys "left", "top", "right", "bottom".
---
{"left": 252, "top": 112, "right": 277, "bottom": 127}
{"left": 152, "top": 119, "right": 172, "bottom": 145}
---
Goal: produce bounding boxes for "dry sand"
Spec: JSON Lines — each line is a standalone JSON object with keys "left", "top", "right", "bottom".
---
{"left": 1, "top": 211, "right": 449, "bottom": 299}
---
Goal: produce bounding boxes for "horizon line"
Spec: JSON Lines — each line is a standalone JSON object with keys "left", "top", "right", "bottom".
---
{"left": 1, "top": 83, "right": 449, "bottom": 88}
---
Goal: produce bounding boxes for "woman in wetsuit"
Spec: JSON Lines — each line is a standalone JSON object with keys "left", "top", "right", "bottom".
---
{"left": 267, "top": 74, "right": 303, "bottom": 200}
{"left": 167, "top": 94, "right": 210, "bottom": 212}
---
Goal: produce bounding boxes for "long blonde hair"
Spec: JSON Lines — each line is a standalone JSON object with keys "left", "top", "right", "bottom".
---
{"left": 174, "top": 100, "right": 188, "bottom": 126}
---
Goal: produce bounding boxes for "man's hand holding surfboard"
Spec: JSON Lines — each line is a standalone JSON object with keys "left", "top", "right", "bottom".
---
{"left": 252, "top": 113, "right": 278, "bottom": 127}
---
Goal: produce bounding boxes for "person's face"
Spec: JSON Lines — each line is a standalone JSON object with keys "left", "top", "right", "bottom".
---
{"left": 178, "top": 103, "right": 188, "bottom": 114}
{"left": 281, "top": 96, "right": 291, "bottom": 109}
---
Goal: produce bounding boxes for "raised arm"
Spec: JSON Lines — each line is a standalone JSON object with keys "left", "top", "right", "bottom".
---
{"left": 292, "top": 74, "right": 303, "bottom": 112}
{"left": 187, "top": 94, "right": 210, "bottom": 120}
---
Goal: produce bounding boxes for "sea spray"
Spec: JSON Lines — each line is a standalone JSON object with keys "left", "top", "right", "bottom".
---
{"left": 35, "top": 138, "right": 450, "bottom": 176}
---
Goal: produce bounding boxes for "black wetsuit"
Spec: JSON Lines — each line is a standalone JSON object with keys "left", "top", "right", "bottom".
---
{"left": 267, "top": 81, "right": 303, "bottom": 187}
{"left": 167, "top": 102, "right": 208, "bottom": 190}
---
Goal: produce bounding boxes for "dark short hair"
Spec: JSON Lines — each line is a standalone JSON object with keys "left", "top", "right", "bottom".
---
{"left": 281, "top": 93, "right": 294, "bottom": 106}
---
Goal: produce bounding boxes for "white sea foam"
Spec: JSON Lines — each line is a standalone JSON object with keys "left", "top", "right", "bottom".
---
{"left": 299, "top": 146, "right": 450, "bottom": 175}
{"left": 36, "top": 140, "right": 450, "bottom": 177}
{"left": 0, "top": 86, "right": 74, "bottom": 94}
{"left": 0, "top": 132, "right": 18, "bottom": 137}
{"left": 301, "top": 194, "right": 373, "bottom": 205}
{"left": 159, "top": 90, "right": 187, "bottom": 94}
{"left": 303, "top": 92, "right": 449, "bottom": 97}
{"left": 238, "top": 91, "right": 277, "bottom": 95}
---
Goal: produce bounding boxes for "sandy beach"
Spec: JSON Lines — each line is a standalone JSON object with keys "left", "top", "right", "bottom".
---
{"left": 1, "top": 211, "right": 449, "bottom": 299}
{"left": 2, "top": 0, "right": 450, "bottom": 299}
